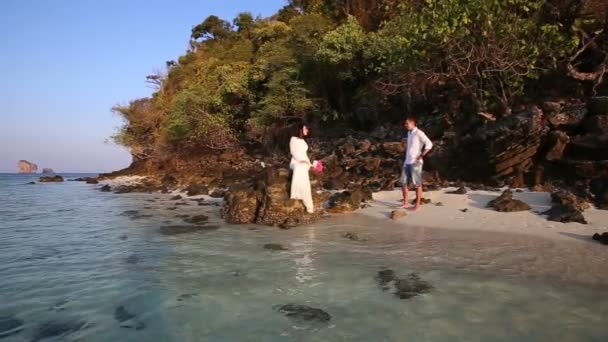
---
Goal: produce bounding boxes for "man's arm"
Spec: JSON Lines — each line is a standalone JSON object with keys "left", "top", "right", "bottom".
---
{"left": 417, "top": 131, "right": 433, "bottom": 160}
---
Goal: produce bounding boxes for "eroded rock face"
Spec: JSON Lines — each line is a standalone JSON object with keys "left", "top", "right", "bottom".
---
{"left": 223, "top": 168, "right": 328, "bottom": 227}
{"left": 17, "top": 160, "right": 38, "bottom": 173}
{"left": 487, "top": 190, "right": 531, "bottom": 212}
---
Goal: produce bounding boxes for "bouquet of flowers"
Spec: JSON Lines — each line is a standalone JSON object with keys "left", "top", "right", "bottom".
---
{"left": 312, "top": 160, "right": 324, "bottom": 173}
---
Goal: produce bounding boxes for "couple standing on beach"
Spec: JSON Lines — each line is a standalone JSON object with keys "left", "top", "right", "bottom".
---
{"left": 289, "top": 116, "right": 433, "bottom": 213}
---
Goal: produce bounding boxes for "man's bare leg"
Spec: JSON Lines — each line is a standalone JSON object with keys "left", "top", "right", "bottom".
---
{"left": 402, "top": 185, "right": 409, "bottom": 209}
{"left": 412, "top": 185, "right": 423, "bottom": 211}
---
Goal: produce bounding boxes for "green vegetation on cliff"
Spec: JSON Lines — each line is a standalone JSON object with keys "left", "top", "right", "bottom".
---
{"left": 113, "top": 0, "right": 607, "bottom": 159}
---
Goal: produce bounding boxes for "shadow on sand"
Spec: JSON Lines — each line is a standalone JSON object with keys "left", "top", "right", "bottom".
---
{"left": 467, "top": 192, "right": 552, "bottom": 213}
{"left": 558, "top": 232, "right": 594, "bottom": 244}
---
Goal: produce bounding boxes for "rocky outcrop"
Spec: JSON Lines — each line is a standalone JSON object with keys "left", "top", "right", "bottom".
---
{"left": 326, "top": 187, "right": 372, "bottom": 213}
{"left": 39, "top": 175, "right": 64, "bottom": 182}
{"left": 487, "top": 190, "right": 531, "bottom": 212}
{"left": 223, "top": 168, "right": 329, "bottom": 227}
{"left": 41, "top": 168, "right": 55, "bottom": 174}
{"left": 17, "top": 160, "right": 38, "bottom": 173}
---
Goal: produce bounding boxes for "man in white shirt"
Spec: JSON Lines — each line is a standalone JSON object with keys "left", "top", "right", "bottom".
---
{"left": 401, "top": 116, "right": 433, "bottom": 211}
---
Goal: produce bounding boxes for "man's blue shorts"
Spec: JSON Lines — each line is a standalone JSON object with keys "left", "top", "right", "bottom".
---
{"left": 400, "top": 162, "right": 422, "bottom": 188}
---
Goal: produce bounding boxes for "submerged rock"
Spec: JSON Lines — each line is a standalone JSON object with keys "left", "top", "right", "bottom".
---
{"left": 31, "top": 319, "right": 87, "bottom": 341}
{"left": 592, "top": 232, "right": 608, "bottom": 245}
{"left": 487, "top": 190, "right": 530, "bottom": 212}
{"left": 263, "top": 243, "right": 288, "bottom": 251}
{"left": 394, "top": 273, "right": 434, "bottom": 299}
{"left": 160, "top": 225, "right": 219, "bottom": 235}
{"left": 0, "top": 316, "right": 24, "bottom": 338}
{"left": 125, "top": 254, "right": 141, "bottom": 264}
{"left": 39, "top": 175, "right": 64, "bottom": 182}
{"left": 375, "top": 269, "right": 433, "bottom": 299}
{"left": 342, "top": 232, "right": 368, "bottom": 241}
{"left": 100, "top": 184, "right": 112, "bottom": 192}
{"left": 114, "top": 305, "right": 146, "bottom": 330}
{"left": 277, "top": 304, "right": 331, "bottom": 322}
{"left": 184, "top": 215, "right": 209, "bottom": 225}
{"left": 26, "top": 181, "right": 36, "bottom": 185}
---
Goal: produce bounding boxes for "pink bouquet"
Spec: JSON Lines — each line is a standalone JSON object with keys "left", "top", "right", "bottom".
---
{"left": 312, "top": 160, "right": 324, "bottom": 173}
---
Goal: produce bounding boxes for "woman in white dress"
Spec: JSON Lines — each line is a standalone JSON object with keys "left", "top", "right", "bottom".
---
{"left": 289, "top": 123, "right": 314, "bottom": 213}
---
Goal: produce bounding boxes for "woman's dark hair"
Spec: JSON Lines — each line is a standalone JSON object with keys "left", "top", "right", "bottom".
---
{"left": 291, "top": 122, "right": 308, "bottom": 139}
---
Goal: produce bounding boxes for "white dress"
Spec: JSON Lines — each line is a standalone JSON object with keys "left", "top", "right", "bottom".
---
{"left": 289, "top": 137, "right": 314, "bottom": 213}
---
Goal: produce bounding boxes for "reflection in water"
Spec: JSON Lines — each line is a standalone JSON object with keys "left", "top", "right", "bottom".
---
{"left": 293, "top": 225, "right": 317, "bottom": 284}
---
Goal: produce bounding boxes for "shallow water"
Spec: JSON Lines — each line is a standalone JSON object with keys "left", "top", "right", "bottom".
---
{"left": 1, "top": 173, "right": 607, "bottom": 341}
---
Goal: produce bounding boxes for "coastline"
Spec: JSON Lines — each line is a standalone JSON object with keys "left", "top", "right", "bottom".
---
{"left": 102, "top": 176, "right": 608, "bottom": 245}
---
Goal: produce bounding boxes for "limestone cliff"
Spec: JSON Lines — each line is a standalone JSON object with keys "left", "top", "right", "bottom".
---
{"left": 17, "top": 160, "right": 38, "bottom": 173}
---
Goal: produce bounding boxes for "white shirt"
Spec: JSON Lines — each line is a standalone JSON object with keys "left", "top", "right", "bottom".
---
{"left": 405, "top": 127, "right": 433, "bottom": 165}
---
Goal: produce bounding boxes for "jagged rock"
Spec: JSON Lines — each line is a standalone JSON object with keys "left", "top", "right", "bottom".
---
{"left": 592, "top": 232, "right": 608, "bottom": 245}
{"left": 326, "top": 187, "right": 370, "bottom": 213}
{"left": 31, "top": 319, "right": 87, "bottom": 341}
{"left": 185, "top": 184, "right": 208, "bottom": 196}
{"left": 160, "top": 224, "right": 219, "bottom": 235}
{"left": 447, "top": 184, "right": 467, "bottom": 194}
{"left": 277, "top": 304, "right": 331, "bottom": 322}
{"left": 100, "top": 184, "right": 112, "bottom": 192}
{"left": 487, "top": 190, "right": 530, "bottom": 212}
{"left": 551, "top": 190, "right": 590, "bottom": 211}
{"left": 544, "top": 131, "right": 570, "bottom": 161}
{"left": 390, "top": 210, "right": 407, "bottom": 220}
{"left": 0, "top": 316, "right": 24, "bottom": 338}
{"left": 543, "top": 205, "right": 587, "bottom": 224}
{"left": 263, "top": 243, "right": 287, "bottom": 251}
{"left": 39, "top": 175, "right": 64, "bottom": 182}
{"left": 17, "top": 160, "right": 38, "bottom": 173}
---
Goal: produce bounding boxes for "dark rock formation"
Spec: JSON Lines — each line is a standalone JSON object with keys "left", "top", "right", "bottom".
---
{"left": 277, "top": 304, "right": 331, "bottom": 322}
{"left": 543, "top": 205, "right": 587, "bottom": 224}
{"left": 209, "top": 189, "right": 226, "bottom": 198}
{"left": 184, "top": 215, "right": 209, "bottom": 225}
{"left": 375, "top": 269, "right": 433, "bottom": 299}
{"left": 390, "top": 210, "right": 407, "bottom": 220}
{"left": 544, "top": 131, "right": 570, "bottom": 161}
{"left": 85, "top": 177, "right": 99, "bottom": 184}
{"left": 592, "top": 232, "right": 608, "bottom": 245}
{"left": 185, "top": 184, "right": 208, "bottom": 196}
{"left": 39, "top": 175, "right": 64, "bottom": 182}
{"left": 17, "top": 160, "right": 37, "bottom": 173}
{"left": 550, "top": 190, "right": 590, "bottom": 212}
{"left": 0, "top": 316, "right": 24, "bottom": 338}
{"left": 487, "top": 190, "right": 530, "bottom": 212}
{"left": 223, "top": 168, "right": 328, "bottom": 227}
{"left": 100, "top": 184, "right": 112, "bottom": 192}
{"left": 263, "top": 243, "right": 288, "bottom": 251}
{"left": 326, "top": 187, "right": 371, "bottom": 213}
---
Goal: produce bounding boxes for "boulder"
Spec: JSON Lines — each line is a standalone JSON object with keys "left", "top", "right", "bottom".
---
{"left": 390, "top": 210, "right": 407, "bottom": 220}
{"left": 223, "top": 168, "right": 326, "bottom": 227}
{"left": 85, "top": 177, "right": 99, "bottom": 184}
{"left": 326, "top": 187, "right": 371, "bottom": 214}
{"left": 100, "top": 184, "right": 112, "bottom": 192}
{"left": 185, "top": 184, "right": 208, "bottom": 196}
{"left": 277, "top": 304, "right": 331, "bottom": 322}
{"left": 542, "top": 205, "right": 587, "bottom": 224}
{"left": 39, "top": 175, "right": 64, "bottom": 182}
{"left": 487, "top": 190, "right": 530, "bottom": 212}
{"left": 550, "top": 190, "right": 590, "bottom": 211}
{"left": 592, "top": 232, "right": 608, "bottom": 245}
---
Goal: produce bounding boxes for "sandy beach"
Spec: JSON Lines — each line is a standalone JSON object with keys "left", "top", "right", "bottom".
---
{"left": 365, "top": 187, "right": 608, "bottom": 244}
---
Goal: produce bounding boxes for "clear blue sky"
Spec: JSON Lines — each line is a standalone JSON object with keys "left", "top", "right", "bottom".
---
{"left": 0, "top": 0, "right": 286, "bottom": 173}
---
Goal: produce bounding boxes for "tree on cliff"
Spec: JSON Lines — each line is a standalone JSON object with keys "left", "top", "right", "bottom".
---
{"left": 112, "top": 0, "right": 606, "bottom": 158}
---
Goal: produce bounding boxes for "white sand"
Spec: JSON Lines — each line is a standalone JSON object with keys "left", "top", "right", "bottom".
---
{"left": 100, "top": 175, "right": 147, "bottom": 186}
{"left": 363, "top": 187, "right": 608, "bottom": 243}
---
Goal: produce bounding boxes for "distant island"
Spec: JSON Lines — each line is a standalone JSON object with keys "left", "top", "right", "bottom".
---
{"left": 17, "top": 160, "right": 38, "bottom": 173}
{"left": 42, "top": 168, "right": 55, "bottom": 174}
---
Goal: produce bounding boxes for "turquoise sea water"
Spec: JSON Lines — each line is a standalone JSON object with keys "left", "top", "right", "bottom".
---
{"left": 1, "top": 173, "right": 608, "bottom": 341}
